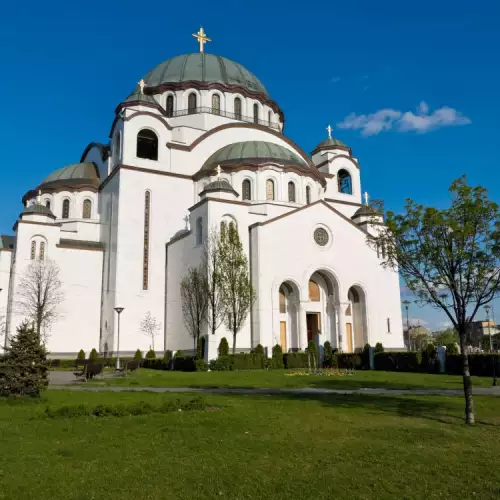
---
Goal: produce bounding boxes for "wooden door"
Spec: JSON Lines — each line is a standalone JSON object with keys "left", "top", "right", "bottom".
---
{"left": 280, "top": 321, "right": 287, "bottom": 351}
{"left": 346, "top": 323, "right": 353, "bottom": 353}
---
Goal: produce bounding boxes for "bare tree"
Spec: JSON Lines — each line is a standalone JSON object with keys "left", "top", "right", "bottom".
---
{"left": 180, "top": 265, "right": 209, "bottom": 356}
{"left": 16, "top": 260, "right": 64, "bottom": 341}
{"left": 220, "top": 223, "right": 255, "bottom": 354}
{"left": 203, "top": 227, "right": 226, "bottom": 337}
{"left": 140, "top": 311, "right": 161, "bottom": 351}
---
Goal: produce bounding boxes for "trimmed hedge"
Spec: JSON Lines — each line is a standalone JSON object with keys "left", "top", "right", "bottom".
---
{"left": 446, "top": 354, "right": 500, "bottom": 377}
{"left": 337, "top": 353, "right": 362, "bottom": 370}
{"left": 283, "top": 352, "right": 309, "bottom": 369}
{"left": 374, "top": 352, "right": 422, "bottom": 372}
{"left": 209, "top": 353, "right": 266, "bottom": 371}
{"left": 51, "top": 357, "right": 134, "bottom": 369}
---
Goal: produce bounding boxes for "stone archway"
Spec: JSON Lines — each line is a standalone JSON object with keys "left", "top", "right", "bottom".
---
{"left": 347, "top": 285, "right": 368, "bottom": 351}
{"left": 278, "top": 280, "right": 300, "bottom": 352}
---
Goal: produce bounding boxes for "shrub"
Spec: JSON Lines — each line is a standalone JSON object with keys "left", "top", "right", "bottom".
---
{"left": 254, "top": 344, "right": 265, "bottom": 356}
{"left": 142, "top": 359, "right": 167, "bottom": 370}
{"left": 218, "top": 338, "right": 229, "bottom": 357}
{"left": 175, "top": 350, "right": 184, "bottom": 359}
{"left": 323, "top": 341, "right": 334, "bottom": 368}
{"left": 231, "top": 353, "right": 266, "bottom": 370}
{"left": 283, "top": 352, "right": 309, "bottom": 369}
{"left": 173, "top": 355, "right": 197, "bottom": 372}
{"left": 0, "top": 322, "right": 49, "bottom": 397}
{"left": 194, "top": 359, "right": 208, "bottom": 372}
{"left": 446, "top": 343, "right": 459, "bottom": 355}
{"left": 421, "top": 343, "right": 438, "bottom": 373}
{"left": 361, "top": 343, "right": 371, "bottom": 370}
{"left": 77, "top": 349, "right": 86, "bottom": 360}
{"left": 374, "top": 352, "right": 422, "bottom": 372}
{"left": 209, "top": 356, "right": 231, "bottom": 371}
{"left": 145, "top": 349, "right": 156, "bottom": 359}
{"left": 446, "top": 353, "right": 500, "bottom": 377}
{"left": 306, "top": 341, "right": 318, "bottom": 369}
{"left": 271, "top": 344, "right": 284, "bottom": 369}
{"left": 133, "top": 349, "right": 143, "bottom": 361}
{"left": 89, "top": 348, "right": 99, "bottom": 362}
{"left": 374, "top": 342, "right": 384, "bottom": 353}
{"left": 337, "top": 353, "right": 362, "bottom": 370}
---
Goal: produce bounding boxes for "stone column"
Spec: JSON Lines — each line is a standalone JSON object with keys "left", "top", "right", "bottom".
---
{"left": 336, "top": 302, "right": 348, "bottom": 352}
{"left": 299, "top": 302, "right": 308, "bottom": 350}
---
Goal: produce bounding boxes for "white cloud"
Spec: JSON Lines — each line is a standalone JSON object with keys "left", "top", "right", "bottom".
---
{"left": 337, "top": 101, "right": 471, "bottom": 136}
{"left": 408, "top": 317, "right": 429, "bottom": 327}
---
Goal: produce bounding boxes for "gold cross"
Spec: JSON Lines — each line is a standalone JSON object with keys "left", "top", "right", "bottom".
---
{"left": 215, "top": 165, "right": 222, "bottom": 179}
{"left": 363, "top": 192, "right": 370, "bottom": 206}
{"left": 192, "top": 26, "right": 211, "bottom": 53}
{"left": 326, "top": 124, "right": 333, "bottom": 139}
{"left": 138, "top": 79, "right": 146, "bottom": 94}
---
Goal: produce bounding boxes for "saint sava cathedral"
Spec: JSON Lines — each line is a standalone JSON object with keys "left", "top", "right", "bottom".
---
{"left": 0, "top": 28, "right": 404, "bottom": 360}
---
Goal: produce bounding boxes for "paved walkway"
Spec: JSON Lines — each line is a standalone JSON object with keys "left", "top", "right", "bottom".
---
{"left": 48, "top": 372, "right": 500, "bottom": 397}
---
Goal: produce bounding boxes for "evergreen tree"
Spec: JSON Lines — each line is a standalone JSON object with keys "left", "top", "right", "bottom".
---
{"left": 133, "top": 349, "right": 143, "bottom": 361}
{"left": 0, "top": 321, "right": 49, "bottom": 397}
{"left": 77, "top": 349, "right": 86, "bottom": 360}
{"left": 89, "top": 348, "right": 98, "bottom": 362}
{"left": 146, "top": 349, "right": 156, "bottom": 359}
{"left": 218, "top": 337, "right": 229, "bottom": 357}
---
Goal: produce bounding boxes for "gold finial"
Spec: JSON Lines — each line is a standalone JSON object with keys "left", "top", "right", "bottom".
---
{"left": 138, "top": 79, "right": 146, "bottom": 94}
{"left": 363, "top": 192, "right": 370, "bottom": 206}
{"left": 215, "top": 165, "right": 222, "bottom": 179}
{"left": 192, "top": 26, "right": 211, "bottom": 53}
{"left": 326, "top": 124, "right": 333, "bottom": 139}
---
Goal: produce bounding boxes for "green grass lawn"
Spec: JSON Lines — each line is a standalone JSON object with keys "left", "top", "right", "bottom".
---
{"left": 86, "top": 367, "right": 496, "bottom": 391}
{"left": 1, "top": 390, "right": 500, "bottom": 499}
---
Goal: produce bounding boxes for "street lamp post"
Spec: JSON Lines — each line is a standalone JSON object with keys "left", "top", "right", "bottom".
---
{"left": 484, "top": 305, "right": 497, "bottom": 387}
{"left": 402, "top": 300, "right": 411, "bottom": 351}
{"left": 114, "top": 306, "right": 125, "bottom": 371}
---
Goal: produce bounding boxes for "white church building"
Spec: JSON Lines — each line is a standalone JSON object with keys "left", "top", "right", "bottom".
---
{"left": 0, "top": 28, "right": 404, "bottom": 360}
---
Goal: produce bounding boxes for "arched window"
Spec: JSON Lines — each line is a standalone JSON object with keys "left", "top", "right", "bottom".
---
{"left": 220, "top": 220, "right": 226, "bottom": 233}
{"left": 62, "top": 199, "right": 70, "bottom": 219}
{"left": 279, "top": 287, "right": 286, "bottom": 313}
{"left": 268, "top": 111, "right": 272, "bottom": 125}
{"left": 338, "top": 169, "right": 352, "bottom": 195}
{"left": 253, "top": 103, "right": 259, "bottom": 124}
{"left": 45, "top": 199, "right": 51, "bottom": 210}
{"left": 234, "top": 97, "right": 242, "bottom": 120}
{"left": 309, "top": 280, "right": 320, "bottom": 302}
{"left": 39, "top": 241, "right": 45, "bottom": 261}
{"left": 306, "top": 185, "right": 311, "bottom": 204}
{"left": 242, "top": 179, "right": 251, "bottom": 201}
{"left": 266, "top": 179, "right": 275, "bottom": 201}
{"left": 212, "top": 94, "right": 220, "bottom": 115}
{"left": 136, "top": 129, "right": 158, "bottom": 161}
{"left": 82, "top": 199, "right": 92, "bottom": 219}
{"left": 143, "top": 191, "right": 151, "bottom": 290}
{"left": 30, "top": 241, "right": 36, "bottom": 260}
{"left": 115, "top": 132, "right": 121, "bottom": 161}
{"left": 196, "top": 217, "right": 203, "bottom": 245}
{"left": 166, "top": 95, "right": 174, "bottom": 117}
{"left": 188, "top": 93, "right": 197, "bottom": 114}
{"left": 288, "top": 181, "right": 296, "bottom": 202}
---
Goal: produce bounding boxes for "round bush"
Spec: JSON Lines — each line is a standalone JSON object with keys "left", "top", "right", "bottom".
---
{"left": 254, "top": 344, "right": 265, "bottom": 356}
{"left": 145, "top": 349, "right": 156, "bottom": 359}
{"left": 89, "top": 348, "right": 98, "bottom": 362}
{"left": 218, "top": 338, "right": 229, "bottom": 357}
{"left": 133, "top": 349, "right": 143, "bottom": 361}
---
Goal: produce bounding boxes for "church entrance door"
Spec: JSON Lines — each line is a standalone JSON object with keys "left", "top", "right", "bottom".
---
{"left": 306, "top": 313, "right": 320, "bottom": 344}
{"left": 280, "top": 321, "right": 287, "bottom": 351}
{"left": 346, "top": 323, "right": 353, "bottom": 353}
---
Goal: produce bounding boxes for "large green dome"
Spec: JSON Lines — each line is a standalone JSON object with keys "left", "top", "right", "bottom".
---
{"left": 139, "top": 53, "right": 268, "bottom": 97}
{"left": 39, "top": 163, "right": 100, "bottom": 189}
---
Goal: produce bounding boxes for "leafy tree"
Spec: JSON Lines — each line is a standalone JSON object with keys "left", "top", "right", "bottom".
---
{"left": 77, "top": 349, "right": 86, "bottom": 360}
{"left": 219, "top": 223, "right": 255, "bottom": 354}
{"left": 16, "top": 260, "right": 64, "bottom": 340}
{"left": 140, "top": 311, "right": 161, "bottom": 351}
{"left": 203, "top": 228, "right": 227, "bottom": 337}
{"left": 134, "top": 349, "right": 143, "bottom": 361}
{"left": 180, "top": 265, "right": 209, "bottom": 358}
{"left": 374, "top": 177, "right": 500, "bottom": 424}
{"left": 432, "top": 327, "right": 459, "bottom": 346}
{"left": 218, "top": 337, "right": 229, "bottom": 358}
{"left": 0, "top": 321, "right": 49, "bottom": 397}
{"left": 89, "top": 348, "right": 98, "bottom": 362}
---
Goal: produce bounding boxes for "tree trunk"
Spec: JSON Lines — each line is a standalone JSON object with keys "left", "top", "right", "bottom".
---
{"left": 232, "top": 331, "right": 236, "bottom": 355}
{"left": 459, "top": 327, "right": 475, "bottom": 424}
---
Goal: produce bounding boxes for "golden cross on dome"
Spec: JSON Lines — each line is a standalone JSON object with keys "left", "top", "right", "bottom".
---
{"left": 363, "top": 192, "right": 370, "bottom": 206}
{"left": 326, "top": 124, "right": 333, "bottom": 139}
{"left": 215, "top": 165, "right": 222, "bottom": 179}
{"left": 192, "top": 26, "right": 211, "bottom": 53}
{"left": 138, "top": 79, "right": 146, "bottom": 94}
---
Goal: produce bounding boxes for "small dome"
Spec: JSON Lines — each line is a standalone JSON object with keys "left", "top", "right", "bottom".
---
{"left": 201, "top": 141, "right": 308, "bottom": 174}
{"left": 138, "top": 53, "right": 268, "bottom": 97}
{"left": 352, "top": 205, "right": 381, "bottom": 219}
{"left": 201, "top": 179, "right": 239, "bottom": 196}
{"left": 39, "top": 163, "right": 100, "bottom": 189}
{"left": 315, "top": 137, "right": 347, "bottom": 149}
{"left": 22, "top": 203, "right": 56, "bottom": 219}
{"left": 124, "top": 92, "right": 158, "bottom": 105}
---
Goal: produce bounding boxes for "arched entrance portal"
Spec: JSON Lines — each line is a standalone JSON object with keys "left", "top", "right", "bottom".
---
{"left": 305, "top": 270, "right": 340, "bottom": 353}
{"left": 346, "top": 286, "right": 368, "bottom": 351}
{"left": 278, "top": 281, "right": 300, "bottom": 351}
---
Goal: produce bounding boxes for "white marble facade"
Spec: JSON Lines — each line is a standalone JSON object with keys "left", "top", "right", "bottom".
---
{"left": 0, "top": 44, "right": 405, "bottom": 359}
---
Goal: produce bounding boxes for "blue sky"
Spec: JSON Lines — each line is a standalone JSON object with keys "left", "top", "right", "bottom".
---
{"left": 1, "top": 0, "right": 499, "bottom": 330}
